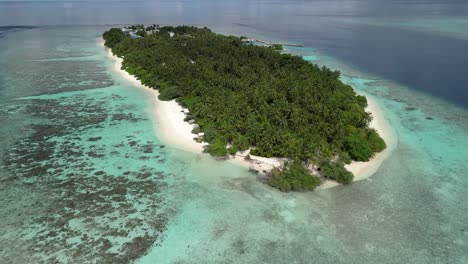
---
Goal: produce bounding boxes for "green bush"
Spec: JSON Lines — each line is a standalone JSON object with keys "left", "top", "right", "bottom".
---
{"left": 158, "top": 86, "right": 183, "bottom": 101}
{"left": 344, "top": 128, "right": 386, "bottom": 161}
{"left": 367, "top": 129, "right": 386, "bottom": 152}
{"left": 233, "top": 134, "right": 250, "bottom": 151}
{"left": 267, "top": 162, "right": 321, "bottom": 191}
{"left": 102, "top": 28, "right": 126, "bottom": 48}
{"left": 344, "top": 131, "right": 373, "bottom": 161}
{"left": 202, "top": 125, "right": 221, "bottom": 143}
{"left": 356, "top": 95, "right": 368, "bottom": 108}
{"left": 249, "top": 148, "right": 260, "bottom": 156}
{"left": 320, "top": 161, "right": 354, "bottom": 184}
{"left": 340, "top": 151, "right": 352, "bottom": 164}
{"left": 228, "top": 145, "right": 238, "bottom": 155}
{"left": 272, "top": 44, "right": 283, "bottom": 50}
{"left": 205, "top": 137, "right": 228, "bottom": 156}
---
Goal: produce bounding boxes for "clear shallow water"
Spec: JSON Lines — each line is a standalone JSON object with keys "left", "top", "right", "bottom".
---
{"left": 0, "top": 1, "right": 467, "bottom": 263}
{"left": 137, "top": 47, "right": 468, "bottom": 264}
{"left": 0, "top": 27, "right": 182, "bottom": 263}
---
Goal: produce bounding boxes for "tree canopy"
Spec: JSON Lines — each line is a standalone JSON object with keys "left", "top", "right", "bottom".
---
{"left": 103, "top": 26, "right": 386, "bottom": 191}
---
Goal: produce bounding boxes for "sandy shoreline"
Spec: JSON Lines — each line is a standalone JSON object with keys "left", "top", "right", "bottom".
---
{"left": 102, "top": 41, "right": 207, "bottom": 153}
{"left": 102, "top": 40, "right": 281, "bottom": 172}
{"left": 319, "top": 95, "right": 397, "bottom": 189}
{"left": 102, "top": 39, "right": 397, "bottom": 189}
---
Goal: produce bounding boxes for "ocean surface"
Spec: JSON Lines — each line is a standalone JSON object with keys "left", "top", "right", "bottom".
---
{"left": 1, "top": 1, "right": 467, "bottom": 263}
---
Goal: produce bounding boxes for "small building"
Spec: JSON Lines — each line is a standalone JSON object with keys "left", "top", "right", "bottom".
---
{"left": 128, "top": 31, "right": 141, "bottom": 39}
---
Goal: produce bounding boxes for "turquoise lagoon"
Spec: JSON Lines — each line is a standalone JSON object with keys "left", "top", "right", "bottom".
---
{"left": 0, "top": 26, "right": 467, "bottom": 264}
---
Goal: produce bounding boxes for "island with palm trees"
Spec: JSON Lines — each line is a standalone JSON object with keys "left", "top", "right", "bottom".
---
{"left": 103, "top": 25, "right": 387, "bottom": 191}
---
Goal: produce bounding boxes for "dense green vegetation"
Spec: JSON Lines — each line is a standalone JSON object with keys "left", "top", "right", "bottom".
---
{"left": 103, "top": 25, "right": 386, "bottom": 191}
{"left": 272, "top": 44, "right": 283, "bottom": 51}
{"left": 268, "top": 162, "right": 321, "bottom": 191}
{"left": 320, "top": 160, "right": 354, "bottom": 184}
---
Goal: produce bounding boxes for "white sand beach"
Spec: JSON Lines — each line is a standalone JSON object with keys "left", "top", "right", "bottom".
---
{"left": 102, "top": 41, "right": 207, "bottom": 153}
{"left": 103, "top": 39, "right": 397, "bottom": 189}
{"left": 102, "top": 40, "right": 280, "bottom": 172}
{"left": 319, "top": 96, "right": 397, "bottom": 189}
{"left": 346, "top": 96, "right": 397, "bottom": 180}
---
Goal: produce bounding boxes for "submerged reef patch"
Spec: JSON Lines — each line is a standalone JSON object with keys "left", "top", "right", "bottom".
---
{"left": 0, "top": 89, "right": 174, "bottom": 263}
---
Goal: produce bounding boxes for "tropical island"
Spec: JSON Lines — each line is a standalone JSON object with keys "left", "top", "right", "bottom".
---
{"left": 102, "top": 25, "right": 387, "bottom": 191}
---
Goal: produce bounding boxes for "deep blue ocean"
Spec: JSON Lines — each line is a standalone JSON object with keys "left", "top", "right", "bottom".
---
{"left": 2, "top": 0, "right": 468, "bottom": 107}
{"left": 0, "top": 1, "right": 467, "bottom": 263}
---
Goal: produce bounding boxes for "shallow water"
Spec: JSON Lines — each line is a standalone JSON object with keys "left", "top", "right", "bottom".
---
{"left": 137, "top": 41, "right": 468, "bottom": 264}
{"left": 1, "top": 1, "right": 468, "bottom": 263}
{"left": 0, "top": 27, "right": 180, "bottom": 263}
